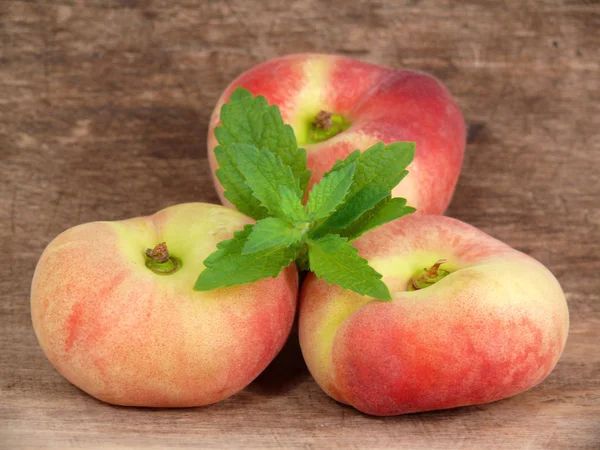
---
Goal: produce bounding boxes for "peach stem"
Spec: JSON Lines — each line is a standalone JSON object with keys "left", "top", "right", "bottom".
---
{"left": 145, "top": 242, "right": 181, "bottom": 275}
{"left": 410, "top": 259, "right": 448, "bottom": 291}
{"left": 313, "top": 110, "right": 334, "bottom": 130}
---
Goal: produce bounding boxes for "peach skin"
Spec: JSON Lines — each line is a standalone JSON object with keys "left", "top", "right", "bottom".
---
{"left": 208, "top": 53, "right": 466, "bottom": 214}
{"left": 298, "top": 214, "right": 569, "bottom": 416}
{"left": 31, "top": 203, "right": 298, "bottom": 407}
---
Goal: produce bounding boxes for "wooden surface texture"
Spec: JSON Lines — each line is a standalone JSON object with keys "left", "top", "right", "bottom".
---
{"left": 1, "top": 0, "right": 599, "bottom": 448}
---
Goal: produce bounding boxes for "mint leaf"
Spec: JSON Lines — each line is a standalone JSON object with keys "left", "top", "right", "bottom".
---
{"left": 310, "top": 183, "right": 389, "bottom": 237}
{"left": 216, "top": 87, "right": 310, "bottom": 194}
{"left": 280, "top": 185, "right": 308, "bottom": 223}
{"left": 307, "top": 162, "right": 356, "bottom": 220}
{"left": 349, "top": 142, "right": 414, "bottom": 196}
{"left": 202, "top": 225, "right": 254, "bottom": 266}
{"left": 242, "top": 217, "right": 304, "bottom": 254}
{"left": 214, "top": 148, "right": 268, "bottom": 220}
{"left": 230, "top": 143, "right": 301, "bottom": 220}
{"left": 341, "top": 197, "right": 416, "bottom": 241}
{"left": 327, "top": 150, "right": 360, "bottom": 175}
{"left": 195, "top": 226, "right": 298, "bottom": 290}
{"left": 311, "top": 142, "right": 415, "bottom": 237}
{"left": 229, "top": 87, "right": 252, "bottom": 102}
{"left": 307, "top": 234, "right": 391, "bottom": 301}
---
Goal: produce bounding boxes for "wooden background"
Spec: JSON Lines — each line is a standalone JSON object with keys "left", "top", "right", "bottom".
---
{"left": 1, "top": 0, "right": 599, "bottom": 448}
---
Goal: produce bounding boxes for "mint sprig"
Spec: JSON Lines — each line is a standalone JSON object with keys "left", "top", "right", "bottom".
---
{"left": 198, "top": 88, "right": 415, "bottom": 301}
{"left": 214, "top": 88, "right": 310, "bottom": 220}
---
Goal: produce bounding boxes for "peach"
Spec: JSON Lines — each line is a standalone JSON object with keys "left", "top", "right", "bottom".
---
{"left": 208, "top": 53, "right": 466, "bottom": 214}
{"left": 298, "top": 214, "right": 569, "bottom": 416}
{"left": 31, "top": 203, "right": 298, "bottom": 407}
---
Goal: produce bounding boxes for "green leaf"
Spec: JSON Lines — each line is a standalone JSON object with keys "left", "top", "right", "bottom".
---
{"left": 214, "top": 148, "right": 268, "bottom": 220}
{"left": 215, "top": 87, "right": 310, "bottom": 194}
{"left": 194, "top": 225, "right": 298, "bottom": 291}
{"left": 229, "top": 86, "right": 252, "bottom": 102}
{"left": 242, "top": 217, "right": 304, "bottom": 254}
{"left": 307, "top": 234, "right": 391, "bottom": 301}
{"left": 310, "top": 183, "right": 390, "bottom": 237}
{"left": 230, "top": 143, "right": 301, "bottom": 220}
{"left": 202, "top": 225, "right": 254, "bottom": 266}
{"left": 326, "top": 150, "right": 361, "bottom": 175}
{"left": 349, "top": 142, "right": 414, "bottom": 196}
{"left": 307, "top": 162, "right": 356, "bottom": 220}
{"left": 311, "top": 142, "right": 415, "bottom": 237}
{"left": 279, "top": 185, "right": 308, "bottom": 223}
{"left": 341, "top": 197, "right": 416, "bottom": 241}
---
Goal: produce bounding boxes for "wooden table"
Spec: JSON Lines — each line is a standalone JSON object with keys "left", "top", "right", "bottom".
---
{"left": 1, "top": 1, "right": 599, "bottom": 448}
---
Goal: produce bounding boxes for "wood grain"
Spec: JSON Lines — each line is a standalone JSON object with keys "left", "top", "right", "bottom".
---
{"left": 1, "top": 1, "right": 599, "bottom": 448}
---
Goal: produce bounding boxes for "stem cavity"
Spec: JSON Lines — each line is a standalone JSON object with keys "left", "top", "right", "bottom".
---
{"left": 408, "top": 259, "right": 450, "bottom": 291}
{"left": 145, "top": 242, "right": 181, "bottom": 275}
{"left": 307, "top": 110, "right": 351, "bottom": 144}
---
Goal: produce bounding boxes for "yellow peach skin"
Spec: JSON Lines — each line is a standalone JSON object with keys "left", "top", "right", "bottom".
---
{"left": 299, "top": 214, "right": 569, "bottom": 416}
{"left": 31, "top": 203, "right": 298, "bottom": 407}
